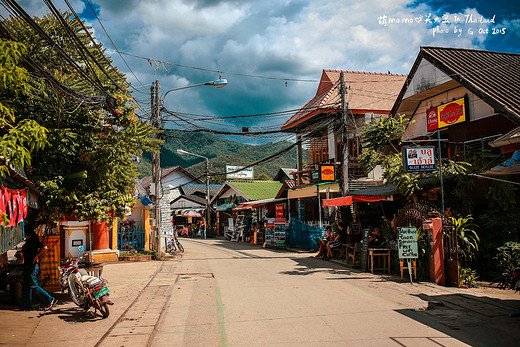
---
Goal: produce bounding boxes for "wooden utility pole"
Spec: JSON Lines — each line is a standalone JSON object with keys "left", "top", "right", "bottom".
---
{"left": 339, "top": 72, "right": 349, "bottom": 197}
{"left": 151, "top": 80, "right": 162, "bottom": 257}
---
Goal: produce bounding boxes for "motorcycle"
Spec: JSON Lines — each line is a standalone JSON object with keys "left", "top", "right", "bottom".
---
{"left": 58, "top": 247, "right": 111, "bottom": 318}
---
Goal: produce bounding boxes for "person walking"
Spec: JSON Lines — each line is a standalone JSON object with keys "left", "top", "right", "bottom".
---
{"left": 18, "top": 230, "right": 57, "bottom": 311}
{"left": 201, "top": 217, "right": 207, "bottom": 239}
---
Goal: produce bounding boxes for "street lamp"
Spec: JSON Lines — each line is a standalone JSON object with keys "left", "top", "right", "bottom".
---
{"left": 163, "top": 79, "right": 228, "bottom": 100}
{"left": 177, "top": 149, "right": 211, "bottom": 238}
{"left": 151, "top": 78, "right": 227, "bottom": 253}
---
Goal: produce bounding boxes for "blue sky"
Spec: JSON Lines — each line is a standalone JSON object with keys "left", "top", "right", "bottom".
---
{"left": 4, "top": 0, "right": 520, "bottom": 143}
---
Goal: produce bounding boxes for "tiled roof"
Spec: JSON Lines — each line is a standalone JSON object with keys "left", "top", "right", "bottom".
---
{"left": 227, "top": 180, "right": 283, "bottom": 201}
{"left": 392, "top": 46, "right": 520, "bottom": 122}
{"left": 282, "top": 70, "right": 407, "bottom": 131}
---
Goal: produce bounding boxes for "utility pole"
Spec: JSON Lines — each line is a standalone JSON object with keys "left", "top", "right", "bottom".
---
{"left": 151, "top": 80, "right": 162, "bottom": 258}
{"left": 339, "top": 71, "right": 349, "bottom": 198}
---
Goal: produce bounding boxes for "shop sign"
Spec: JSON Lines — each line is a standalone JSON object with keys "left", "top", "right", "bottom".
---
{"left": 226, "top": 165, "right": 254, "bottom": 179}
{"left": 275, "top": 204, "right": 284, "bottom": 220}
{"left": 427, "top": 96, "right": 467, "bottom": 132}
{"left": 398, "top": 227, "right": 419, "bottom": 258}
{"left": 402, "top": 146, "right": 436, "bottom": 172}
{"left": 320, "top": 165, "right": 335, "bottom": 181}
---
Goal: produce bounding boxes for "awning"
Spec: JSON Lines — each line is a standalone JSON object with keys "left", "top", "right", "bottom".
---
{"left": 481, "top": 150, "right": 520, "bottom": 175}
{"left": 172, "top": 208, "right": 205, "bottom": 216}
{"left": 233, "top": 198, "right": 287, "bottom": 211}
{"left": 322, "top": 195, "right": 387, "bottom": 207}
{"left": 287, "top": 182, "right": 339, "bottom": 199}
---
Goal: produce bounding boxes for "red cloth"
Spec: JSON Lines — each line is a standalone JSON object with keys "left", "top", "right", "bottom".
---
{"left": 5, "top": 188, "right": 15, "bottom": 227}
{"left": 322, "top": 195, "right": 387, "bottom": 207}
{"left": 0, "top": 186, "right": 5, "bottom": 215}
{"left": 322, "top": 196, "right": 353, "bottom": 207}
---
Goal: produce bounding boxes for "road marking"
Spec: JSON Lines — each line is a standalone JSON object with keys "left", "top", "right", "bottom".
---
{"left": 216, "top": 286, "right": 228, "bottom": 347}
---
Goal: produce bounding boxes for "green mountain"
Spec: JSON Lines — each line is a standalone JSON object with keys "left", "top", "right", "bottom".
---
{"left": 137, "top": 131, "right": 300, "bottom": 183}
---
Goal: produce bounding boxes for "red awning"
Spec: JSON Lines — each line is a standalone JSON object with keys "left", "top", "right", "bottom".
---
{"left": 322, "top": 196, "right": 352, "bottom": 207}
{"left": 322, "top": 195, "right": 387, "bottom": 207}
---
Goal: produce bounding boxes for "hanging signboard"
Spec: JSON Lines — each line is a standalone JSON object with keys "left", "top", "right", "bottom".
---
{"left": 226, "top": 165, "right": 254, "bottom": 180}
{"left": 398, "top": 227, "right": 419, "bottom": 258}
{"left": 427, "top": 96, "right": 468, "bottom": 132}
{"left": 402, "top": 146, "right": 437, "bottom": 172}
{"left": 320, "top": 165, "right": 335, "bottom": 181}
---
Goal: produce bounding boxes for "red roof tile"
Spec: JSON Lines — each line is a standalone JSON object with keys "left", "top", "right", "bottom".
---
{"left": 282, "top": 70, "right": 407, "bottom": 131}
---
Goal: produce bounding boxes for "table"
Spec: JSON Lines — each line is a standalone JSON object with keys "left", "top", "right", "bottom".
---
{"left": 368, "top": 248, "right": 391, "bottom": 274}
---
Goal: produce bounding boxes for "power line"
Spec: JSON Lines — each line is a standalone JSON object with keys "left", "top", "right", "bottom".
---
{"left": 107, "top": 49, "right": 320, "bottom": 83}
{"left": 82, "top": 0, "right": 147, "bottom": 94}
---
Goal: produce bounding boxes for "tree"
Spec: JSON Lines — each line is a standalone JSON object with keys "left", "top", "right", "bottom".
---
{"left": 0, "top": 39, "right": 48, "bottom": 177}
{"left": 359, "top": 114, "right": 471, "bottom": 196}
{"left": 4, "top": 12, "right": 161, "bottom": 222}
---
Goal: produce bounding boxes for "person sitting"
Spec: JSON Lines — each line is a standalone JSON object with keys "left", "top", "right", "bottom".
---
{"left": 315, "top": 226, "right": 332, "bottom": 258}
{"left": 250, "top": 222, "right": 258, "bottom": 244}
{"left": 368, "top": 226, "right": 384, "bottom": 248}
{"left": 325, "top": 224, "right": 347, "bottom": 260}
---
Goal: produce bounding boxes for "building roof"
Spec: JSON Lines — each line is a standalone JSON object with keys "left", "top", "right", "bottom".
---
{"left": 140, "top": 166, "right": 202, "bottom": 189}
{"left": 180, "top": 184, "right": 222, "bottom": 197}
{"left": 274, "top": 168, "right": 296, "bottom": 182}
{"left": 171, "top": 194, "right": 207, "bottom": 206}
{"left": 490, "top": 126, "right": 520, "bottom": 148}
{"left": 391, "top": 46, "right": 520, "bottom": 123}
{"left": 282, "top": 70, "right": 407, "bottom": 131}
{"left": 213, "top": 180, "right": 283, "bottom": 203}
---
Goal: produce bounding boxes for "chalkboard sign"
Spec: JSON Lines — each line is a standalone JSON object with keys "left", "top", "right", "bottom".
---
{"left": 350, "top": 222, "right": 360, "bottom": 234}
{"left": 398, "top": 227, "right": 418, "bottom": 258}
{"left": 360, "top": 228, "right": 370, "bottom": 272}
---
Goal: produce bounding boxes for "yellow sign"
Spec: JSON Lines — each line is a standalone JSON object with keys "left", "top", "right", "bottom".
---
{"left": 320, "top": 165, "right": 335, "bottom": 181}
{"left": 427, "top": 97, "right": 467, "bottom": 131}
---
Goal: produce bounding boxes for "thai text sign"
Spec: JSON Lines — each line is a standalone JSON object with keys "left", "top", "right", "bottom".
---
{"left": 427, "top": 97, "right": 467, "bottom": 132}
{"left": 398, "top": 227, "right": 419, "bottom": 258}
{"left": 226, "top": 165, "right": 254, "bottom": 179}
{"left": 275, "top": 204, "right": 284, "bottom": 220}
{"left": 402, "top": 146, "right": 436, "bottom": 172}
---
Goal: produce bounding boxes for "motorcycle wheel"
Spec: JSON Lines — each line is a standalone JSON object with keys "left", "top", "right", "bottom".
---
{"left": 98, "top": 299, "right": 110, "bottom": 318}
{"left": 68, "top": 276, "right": 85, "bottom": 306}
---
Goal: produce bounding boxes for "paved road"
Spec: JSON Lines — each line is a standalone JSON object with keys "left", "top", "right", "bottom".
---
{"left": 2, "top": 238, "right": 519, "bottom": 346}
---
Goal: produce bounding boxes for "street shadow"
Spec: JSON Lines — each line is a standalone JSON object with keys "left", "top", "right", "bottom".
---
{"left": 54, "top": 306, "right": 106, "bottom": 322}
{"left": 395, "top": 292, "right": 520, "bottom": 346}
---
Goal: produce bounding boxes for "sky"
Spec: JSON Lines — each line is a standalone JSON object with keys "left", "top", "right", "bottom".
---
{"left": 3, "top": 0, "right": 520, "bottom": 143}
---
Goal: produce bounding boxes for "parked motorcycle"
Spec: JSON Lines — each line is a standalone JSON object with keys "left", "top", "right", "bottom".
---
{"left": 58, "top": 247, "right": 111, "bottom": 318}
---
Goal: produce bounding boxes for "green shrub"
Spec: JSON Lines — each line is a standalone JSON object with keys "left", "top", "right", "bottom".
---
{"left": 459, "top": 267, "right": 479, "bottom": 288}
{"left": 494, "top": 241, "right": 520, "bottom": 288}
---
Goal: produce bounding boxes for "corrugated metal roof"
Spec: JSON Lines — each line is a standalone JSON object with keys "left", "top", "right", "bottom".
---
{"left": 351, "top": 183, "right": 396, "bottom": 196}
{"left": 227, "top": 180, "right": 283, "bottom": 201}
{"left": 282, "top": 70, "right": 407, "bottom": 131}
{"left": 181, "top": 184, "right": 222, "bottom": 197}
{"left": 392, "top": 46, "right": 520, "bottom": 123}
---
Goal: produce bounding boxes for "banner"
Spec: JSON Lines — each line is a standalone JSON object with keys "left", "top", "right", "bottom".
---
{"left": 427, "top": 96, "right": 467, "bottom": 132}
{"left": 0, "top": 186, "right": 28, "bottom": 227}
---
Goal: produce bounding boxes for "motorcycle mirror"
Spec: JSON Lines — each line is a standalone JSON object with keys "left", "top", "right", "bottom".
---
{"left": 78, "top": 245, "right": 84, "bottom": 251}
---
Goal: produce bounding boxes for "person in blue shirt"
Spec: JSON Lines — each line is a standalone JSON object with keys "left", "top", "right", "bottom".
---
{"left": 18, "top": 230, "right": 57, "bottom": 311}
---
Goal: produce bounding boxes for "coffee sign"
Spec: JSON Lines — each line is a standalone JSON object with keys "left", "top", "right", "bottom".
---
{"left": 427, "top": 96, "right": 467, "bottom": 132}
{"left": 398, "top": 227, "right": 418, "bottom": 259}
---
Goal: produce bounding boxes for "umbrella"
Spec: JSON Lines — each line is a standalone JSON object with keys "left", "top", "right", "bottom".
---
{"left": 182, "top": 210, "right": 203, "bottom": 218}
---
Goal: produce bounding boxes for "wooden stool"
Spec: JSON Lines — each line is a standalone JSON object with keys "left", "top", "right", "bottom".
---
{"left": 400, "top": 259, "right": 417, "bottom": 280}
{"left": 368, "top": 248, "right": 391, "bottom": 274}
{"left": 254, "top": 231, "right": 264, "bottom": 244}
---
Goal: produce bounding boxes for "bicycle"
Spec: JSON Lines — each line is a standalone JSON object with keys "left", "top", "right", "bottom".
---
{"left": 167, "top": 236, "right": 184, "bottom": 253}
